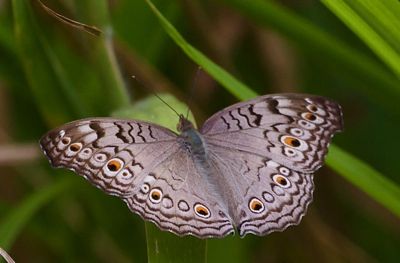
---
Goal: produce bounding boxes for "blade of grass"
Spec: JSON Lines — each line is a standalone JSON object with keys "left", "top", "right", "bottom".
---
{"left": 219, "top": 0, "right": 400, "bottom": 103}
{"left": 0, "top": 177, "right": 75, "bottom": 250}
{"left": 326, "top": 145, "right": 400, "bottom": 218}
{"left": 144, "top": 0, "right": 400, "bottom": 220}
{"left": 144, "top": 0, "right": 257, "bottom": 101}
{"left": 322, "top": 0, "right": 400, "bottom": 78}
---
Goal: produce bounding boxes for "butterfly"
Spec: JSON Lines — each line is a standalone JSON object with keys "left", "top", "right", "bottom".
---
{"left": 40, "top": 93, "right": 343, "bottom": 238}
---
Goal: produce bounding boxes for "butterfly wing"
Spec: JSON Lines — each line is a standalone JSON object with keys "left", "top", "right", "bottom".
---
{"left": 40, "top": 118, "right": 234, "bottom": 238}
{"left": 201, "top": 93, "right": 343, "bottom": 173}
{"left": 207, "top": 148, "right": 314, "bottom": 237}
{"left": 201, "top": 94, "right": 343, "bottom": 236}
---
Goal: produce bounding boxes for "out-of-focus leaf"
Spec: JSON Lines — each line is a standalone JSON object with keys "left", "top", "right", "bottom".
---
{"left": 144, "top": 0, "right": 257, "bottom": 101}
{"left": 322, "top": 0, "right": 400, "bottom": 77}
{"left": 0, "top": 177, "right": 75, "bottom": 250}
{"left": 326, "top": 145, "right": 400, "bottom": 218}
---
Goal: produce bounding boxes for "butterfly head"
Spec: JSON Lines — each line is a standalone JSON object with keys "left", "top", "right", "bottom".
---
{"left": 177, "top": 114, "right": 194, "bottom": 133}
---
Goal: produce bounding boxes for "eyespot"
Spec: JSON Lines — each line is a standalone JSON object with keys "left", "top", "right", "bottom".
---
{"left": 194, "top": 204, "right": 211, "bottom": 218}
{"left": 121, "top": 170, "right": 132, "bottom": 178}
{"left": 307, "top": 104, "right": 318, "bottom": 112}
{"left": 94, "top": 153, "right": 105, "bottom": 162}
{"left": 303, "top": 112, "right": 317, "bottom": 121}
{"left": 273, "top": 174, "right": 291, "bottom": 188}
{"left": 149, "top": 189, "right": 163, "bottom": 203}
{"left": 106, "top": 158, "right": 123, "bottom": 172}
{"left": 82, "top": 148, "right": 92, "bottom": 155}
{"left": 290, "top": 128, "right": 304, "bottom": 137}
{"left": 284, "top": 147, "right": 297, "bottom": 157}
{"left": 301, "top": 112, "right": 324, "bottom": 124}
{"left": 279, "top": 167, "right": 290, "bottom": 176}
{"left": 61, "top": 137, "right": 71, "bottom": 145}
{"left": 249, "top": 198, "right": 264, "bottom": 213}
{"left": 298, "top": 120, "right": 316, "bottom": 130}
{"left": 69, "top": 142, "right": 82, "bottom": 152}
{"left": 281, "top": 136, "right": 301, "bottom": 148}
{"left": 140, "top": 183, "right": 150, "bottom": 193}
{"left": 58, "top": 130, "right": 65, "bottom": 138}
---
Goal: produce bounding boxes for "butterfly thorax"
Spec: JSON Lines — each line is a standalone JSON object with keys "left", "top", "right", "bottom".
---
{"left": 177, "top": 115, "right": 208, "bottom": 161}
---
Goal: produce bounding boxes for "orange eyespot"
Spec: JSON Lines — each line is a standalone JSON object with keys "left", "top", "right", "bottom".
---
{"left": 249, "top": 198, "right": 264, "bottom": 213}
{"left": 308, "top": 104, "right": 318, "bottom": 112}
{"left": 273, "top": 174, "right": 291, "bottom": 188}
{"left": 304, "top": 112, "right": 317, "bottom": 121}
{"left": 194, "top": 204, "right": 210, "bottom": 218}
{"left": 61, "top": 138, "right": 70, "bottom": 145}
{"left": 275, "top": 176, "right": 287, "bottom": 186}
{"left": 69, "top": 143, "right": 82, "bottom": 152}
{"left": 149, "top": 189, "right": 162, "bottom": 203}
{"left": 107, "top": 159, "right": 122, "bottom": 172}
{"left": 283, "top": 136, "right": 301, "bottom": 147}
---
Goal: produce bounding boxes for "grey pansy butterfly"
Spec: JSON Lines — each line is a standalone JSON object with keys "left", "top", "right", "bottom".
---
{"left": 40, "top": 93, "right": 343, "bottom": 238}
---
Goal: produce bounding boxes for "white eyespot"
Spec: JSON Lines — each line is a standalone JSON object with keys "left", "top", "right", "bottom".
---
{"left": 290, "top": 128, "right": 304, "bottom": 137}
{"left": 105, "top": 158, "right": 124, "bottom": 173}
{"left": 284, "top": 147, "right": 297, "bottom": 157}
{"left": 273, "top": 174, "right": 291, "bottom": 188}
{"left": 194, "top": 204, "right": 211, "bottom": 218}
{"left": 149, "top": 189, "right": 163, "bottom": 203}
{"left": 249, "top": 198, "right": 265, "bottom": 213}
{"left": 79, "top": 148, "right": 93, "bottom": 159}
{"left": 298, "top": 120, "right": 316, "bottom": 130}
{"left": 140, "top": 184, "right": 150, "bottom": 193}
{"left": 58, "top": 130, "right": 65, "bottom": 138}
{"left": 120, "top": 169, "right": 133, "bottom": 179}
{"left": 94, "top": 153, "right": 107, "bottom": 163}
{"left": 301, "top": 112, "right": 324, "bottom": 124}
{"left": 279, "top": 167, "right": 290, "bottom": 176}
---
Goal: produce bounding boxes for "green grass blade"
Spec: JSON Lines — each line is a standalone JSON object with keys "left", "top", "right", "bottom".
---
{"left": 326, "top": 145, "right": 400, "bottom": 218}
{"left": 0, "top": 177, "right": 75, "bottom": 250}
{"left": 144, "top": 0, "right": 257, "bottom": 101}
{"left": 322, "top": 0, "right": 400, "bottom": 78}
{"left": 219, "top": 0, "right": 400, "bottom": 100}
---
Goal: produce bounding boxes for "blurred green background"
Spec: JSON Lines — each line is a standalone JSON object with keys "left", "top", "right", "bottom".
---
{"left": 1, "top": 0, "right": 400, "bottom": 262}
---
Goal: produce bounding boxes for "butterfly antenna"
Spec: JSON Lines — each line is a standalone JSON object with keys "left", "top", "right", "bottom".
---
{"left": 186, "top": 66, "right": 202, "bottom": 119}
{"left": 131, "top": 76, "right": 181, "bottom": 118}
